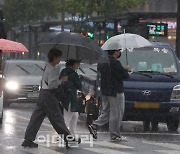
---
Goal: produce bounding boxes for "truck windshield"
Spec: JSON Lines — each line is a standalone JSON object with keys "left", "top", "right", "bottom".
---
{"left": 119, "top": 47, "right": 178, "bottom": 74}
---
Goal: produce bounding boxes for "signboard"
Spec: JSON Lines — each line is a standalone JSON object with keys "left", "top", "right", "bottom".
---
{"left": 147, "top": 23, "right": 168, "bottom": 37}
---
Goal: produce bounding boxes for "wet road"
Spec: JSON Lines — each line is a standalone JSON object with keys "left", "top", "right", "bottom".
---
{"left": 0, "top": 103, "right": 180, "bottom": 154}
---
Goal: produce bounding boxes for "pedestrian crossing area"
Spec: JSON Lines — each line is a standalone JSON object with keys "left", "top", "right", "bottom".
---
{"left": 1, "top": 136, "right": 180, "bottom": 154}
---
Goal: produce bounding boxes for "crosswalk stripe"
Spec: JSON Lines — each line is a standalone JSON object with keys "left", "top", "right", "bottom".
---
{"left": 122, "top": 132, "right": 180, "bottom": 136}
{"left": 83, "top": 148, "right": 130, "bottom": 154}
{"left": 143, "top": 141, "right": 180, "bottom": 150}
{"left": 21, "top": 146, "right": 62, "bottom": 154}
{"left": 11, "top": 114, "right": 53, "bottom": 128}
{"left": 94, "top": 141, "right": 134, "bottom": 149}
{"left": 0, "top": 142, "right": 63, "bottom": 154}
{"left": 154, "top": 150, "right": 180, "bottom": 154}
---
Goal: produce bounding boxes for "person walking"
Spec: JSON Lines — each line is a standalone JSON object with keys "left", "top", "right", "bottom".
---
{"left": 88, "top": 49, "right": 129, "bottom": 141}
{"left": 22, "top": 48, "right": 72, "bottom": 148}
{"left": 59, "top": 59, "right": 82, "bottom": 143}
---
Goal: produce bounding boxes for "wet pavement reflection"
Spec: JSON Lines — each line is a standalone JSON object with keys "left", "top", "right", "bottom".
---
{"left": 0, "top": 103, "right": 179, "bottom": 154}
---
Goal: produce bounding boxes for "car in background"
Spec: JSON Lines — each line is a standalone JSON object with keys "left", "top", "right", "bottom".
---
{"left": 58, "top": 62, "right": 97, "bottom": 75}
{"left": 3, "top": 60, "right": 46, "bottom": 107}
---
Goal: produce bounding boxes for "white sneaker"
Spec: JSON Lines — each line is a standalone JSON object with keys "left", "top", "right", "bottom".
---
{"left": 110, "top": 136, "right": 127, "bottom": 142}
{"left": 120, "top": 136, "right": 127, "bottom": 141}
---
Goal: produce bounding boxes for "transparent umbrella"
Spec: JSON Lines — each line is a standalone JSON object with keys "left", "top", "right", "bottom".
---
{"left": 101, "top": 33, "right": 152, "bottom": 64}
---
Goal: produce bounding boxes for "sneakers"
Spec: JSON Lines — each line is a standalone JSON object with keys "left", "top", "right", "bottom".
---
{"left": 21, "top": 140, "right": 38, "bottom": 148}
{"left": 88, "top": 125, "right": 97, "bottom": 139}
{"left": 110, "top": 136, "right": 127, "bottom": 142}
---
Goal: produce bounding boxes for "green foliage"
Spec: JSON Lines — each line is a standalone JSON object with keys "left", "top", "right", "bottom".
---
{"left": 96, "top": 0, "right": 146, "bottom": 15}
{"left": 63, "top": 0, "right": 146, "bottom": 32}
{"left": 64, "top": 0, "right": 96, "bottom": 17}
{"left": 63, "top": 0, "right": 146, "bottom": 17}
{"left": 3, "top": 0, "right": 147, "bottom": 28}
{"left": 4, "top": 0, "right": 60, "bottom": 26}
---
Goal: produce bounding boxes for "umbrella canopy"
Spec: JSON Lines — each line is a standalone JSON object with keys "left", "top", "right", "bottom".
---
{"left": 101, "top": 33, "right": 152, "bottom": 50}
{"left": 0, "top": 39, "right": 28, "bottom": 53}
{"left": 37, "top": 31, "right": 107, "bottom": 64}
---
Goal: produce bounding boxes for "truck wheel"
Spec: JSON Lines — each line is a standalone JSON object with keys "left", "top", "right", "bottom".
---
{"left": 167, "top": 117, "right": 179, "bottom": 132}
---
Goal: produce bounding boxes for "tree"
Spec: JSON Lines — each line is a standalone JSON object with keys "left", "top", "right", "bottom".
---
{"left": 3, "top": 0, "right": 60, "bottom": 26}
{"left": 95, "top": 0, "right": 146, "bottom": 16}
{"left": 63, "top": 0, "right": 146, "bottom": 18}
{"left": 3, "top": 0, "right": 147, "bottom": 31}
{"left": 62, "top": 0, "right": 147, "bottom": 32}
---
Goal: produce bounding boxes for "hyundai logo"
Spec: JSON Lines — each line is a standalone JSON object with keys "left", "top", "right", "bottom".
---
{"left": 142, "top": 90, "right": 151, "bottom": 96}
{"left": 32, "top": 85, "right": 39, "bottom": 92}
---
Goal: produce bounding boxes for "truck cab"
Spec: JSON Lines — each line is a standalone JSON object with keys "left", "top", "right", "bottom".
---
{"left": 80, "top": 42, "right": 180, "bottom": 131}
{"left": 120, "top": 42, "right": 180, "bottom": 131}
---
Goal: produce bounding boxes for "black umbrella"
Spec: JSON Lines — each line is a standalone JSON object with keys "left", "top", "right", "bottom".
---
{"left": 36, "top": 31, "right": 107, "bottom": 64}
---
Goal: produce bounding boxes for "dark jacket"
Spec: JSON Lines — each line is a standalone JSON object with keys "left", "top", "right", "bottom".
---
{"left": 59, "top": 67, "right": 82, "bottom": 112}
{"left": 98, "top": 56, "right": 129, "bottom": 96}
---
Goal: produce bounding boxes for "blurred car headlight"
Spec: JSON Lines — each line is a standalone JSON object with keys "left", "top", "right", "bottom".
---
{"left": 171, "top": 84, "right": 180, "bottom": 100}
{"left": 5, "top": 81, "right": 19, "bottom": 91}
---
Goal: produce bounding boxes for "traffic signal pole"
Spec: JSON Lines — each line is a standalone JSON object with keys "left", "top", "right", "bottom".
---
{"left": 61, "top": 0, "right": 65, "bottom": 32}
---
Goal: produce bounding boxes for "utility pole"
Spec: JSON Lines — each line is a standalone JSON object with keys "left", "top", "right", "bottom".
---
{"left": 61, "top": 0, "right": 65, "bottom": 32}
{"left": 176, "top": 0, "right": 180, "bottom": 58}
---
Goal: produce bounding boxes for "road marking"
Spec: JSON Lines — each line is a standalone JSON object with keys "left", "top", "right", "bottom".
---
{"left": 154, "top": 150, "right": 180, "bottom": 154}
{"left": 10, "top": 114, "right": 53, "bottom": 128}
{"left": 21, "top": 145, "right": 63, "bottom": 154}
{"left": 0, "top": 143, "right": 64, "bottom": 154}
{"left": 143, "top": 141, "right": 180, "bottom": 150}
{"left": 83, "top": 148, "right": 130, "bottom": 154}
{"left": 122, "top": 132, "right": 180, "bottom": 136}
{"left": 94, "top": 141, "right": 134, "bottom": 149}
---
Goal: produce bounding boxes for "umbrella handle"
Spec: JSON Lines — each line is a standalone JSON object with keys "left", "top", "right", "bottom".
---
{"left": 66, "top": 45, "right": 70, "bottom": 61}
{"left": 126, "top": 49, "right": 128, "bottom": 65}
{"left": 124, "top": 31, "right": 128, "bottom": 65}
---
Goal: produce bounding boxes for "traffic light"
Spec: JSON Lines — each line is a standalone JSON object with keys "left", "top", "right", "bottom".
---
{"left": 106, "top": 35, "right": 110, "bottom": 40}
{"left": 86, "top": 32, "right": 94, "bottom": 39}
{"left": 80, "top": 32, "right": 94, "bottom": 39}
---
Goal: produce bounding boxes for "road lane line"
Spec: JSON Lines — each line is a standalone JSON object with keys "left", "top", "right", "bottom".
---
{"left": 94, "top": 141, "right": 134, "bottom": 149}
{"left": 122, "top": 132, "right": 180, "bottom": 136}
{"left": 83, "top": 147, "right": 130, "bottom": 154}
{"left": 154, "top": 150, "right": 180, "bottom": 154}
{"left": 143, "top": 141, "right": 180, "bottom": 150}
{"left": 12, "top": 114, "right": 52, "bottom": 128}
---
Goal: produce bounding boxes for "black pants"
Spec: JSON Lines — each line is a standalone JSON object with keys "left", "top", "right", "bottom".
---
{"left": 24, "top": 90, "right": 70, "bottom": 141}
